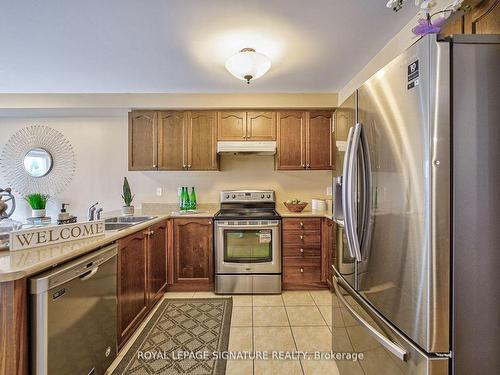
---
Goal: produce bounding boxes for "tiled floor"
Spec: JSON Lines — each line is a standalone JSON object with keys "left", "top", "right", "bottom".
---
{"left": 106, "top": 290, "right": 342, "bottom": 375}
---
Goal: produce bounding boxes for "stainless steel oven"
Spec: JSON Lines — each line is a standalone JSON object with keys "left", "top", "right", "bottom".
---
{"left": 214, "top": 190, "right": 282, "bottom": 294}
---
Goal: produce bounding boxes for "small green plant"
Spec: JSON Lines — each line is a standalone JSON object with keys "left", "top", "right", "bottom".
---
{"left": 25, "top": 193, "right": 50, "bottom": 209}
{"left": 121, "top": 177, "right": 135, "bottom": 207}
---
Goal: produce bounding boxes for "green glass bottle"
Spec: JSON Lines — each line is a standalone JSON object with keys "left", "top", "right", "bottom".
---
{"left": 181, "top": 187, "right": 189, "bottom": 211}
{"left": 189, "top": 187, "right": 197, "bottom": 210}
{"left": 185, "top": 187, "right": 191, "bottom": 210}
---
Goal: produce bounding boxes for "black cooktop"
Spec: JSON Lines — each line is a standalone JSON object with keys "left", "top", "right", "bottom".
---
{"left": 214, "top": 208, "right": 281, "bottom": 221}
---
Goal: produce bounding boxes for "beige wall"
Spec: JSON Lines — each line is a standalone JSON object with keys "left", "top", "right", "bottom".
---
{"left": 0, "top": 114, "right": 331, "bottom": 221}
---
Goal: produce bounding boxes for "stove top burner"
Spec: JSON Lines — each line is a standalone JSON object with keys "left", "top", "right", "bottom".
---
{"left": 215, "top": 208, "right": 281, "bottom": 220}
{"left": 215, "top": 190, "right": 281, "bottom": 220}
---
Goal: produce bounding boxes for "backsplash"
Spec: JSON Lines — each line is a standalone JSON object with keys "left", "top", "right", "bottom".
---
{"left": 0, "top": 115, "right": 331, "bottom": 221}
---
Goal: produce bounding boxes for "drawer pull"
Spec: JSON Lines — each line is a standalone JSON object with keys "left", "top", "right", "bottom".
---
{"left": 300, "top": 248, "right": 304, "bottom": 255}
{"left": 300, "top": 235, "right": 304, "bottom": 240}
{"left": 300, "top": 222, "right": 304, "bottom": 227}
{"left": 300, "top": 267, "right": 304, "bottom": 273}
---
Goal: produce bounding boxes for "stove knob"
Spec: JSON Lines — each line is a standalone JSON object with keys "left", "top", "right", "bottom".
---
{"left": 266, "top": 194, "right": 271, "bottom": 199}
{"left": 261, "top": 194, "right": 265, "bottom": 198}
{"left": 232, "top": 194, "right": 236, "bottom": 199}
{"left": 225, "top": 194, "right": 230, "bottom": 199}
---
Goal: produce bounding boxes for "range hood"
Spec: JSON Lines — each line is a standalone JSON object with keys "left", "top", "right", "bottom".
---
{"left": 217, "top": 141, "right": 276, "bottom": 155}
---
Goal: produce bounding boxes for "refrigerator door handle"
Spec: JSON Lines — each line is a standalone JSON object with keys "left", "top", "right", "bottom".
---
{"left": 345, "top": 123, "right": 363, "bottom": 262}
{"left": 342, "top": 127, "right": 357, "bottom": 260}
{"left": 359, "top": 123, "right": 373, "bottom": 260}
{"left": 333, "top": 275, "right": 408, "bottom": 361}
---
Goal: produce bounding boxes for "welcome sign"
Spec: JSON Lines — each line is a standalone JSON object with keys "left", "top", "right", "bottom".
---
{"left": 9, "top": 220, "right": 105, "bottom": 251}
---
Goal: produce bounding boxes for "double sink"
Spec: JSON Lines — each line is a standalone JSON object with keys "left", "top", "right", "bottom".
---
{"left": 104, "top": 216, "right": 157, "bottom": 231}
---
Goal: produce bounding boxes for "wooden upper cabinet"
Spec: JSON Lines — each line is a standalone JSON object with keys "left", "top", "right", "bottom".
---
{"left": 173, "top": 218, "right": 213, "bottom": 288}
{"left": 334, "top": 108, "right": 352, "bottom": 142}
{"left": 218, "top": 111, "right": 276, "bottom": 141}
{"left": 276, "top": 111, "right": 307, "bottom": 170}
{"left": 187, "top": 111, "right": 218, "bottom": 170}
{"left": 465, "top": 0, "right": 499, "bottom": 34}
{"left": 307, "top": 111, "right": 334, "bottom": 170}
{"left": 246, "top": 111, "right": 276, "bottom": 140}
{"left": 218, "top": 111, "right": 246, "bottom": 140}
{"left": 158, "top": 111, "right": 186, "bottom": 170}
{"left": 128, "top": 111, "right": 157, "bottom": 171}
{"left": 440, "top": 0, "right": 499, "bottom": 37}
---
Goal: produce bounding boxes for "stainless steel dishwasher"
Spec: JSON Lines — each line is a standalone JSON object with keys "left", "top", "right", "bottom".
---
{"left": 30, "top": 244, "right": 118, "bottom": 375}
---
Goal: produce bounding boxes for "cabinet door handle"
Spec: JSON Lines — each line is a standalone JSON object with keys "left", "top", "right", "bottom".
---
{"left": 150, "top": 230, "right": 154, "bottom": 235}
{"left": 300, "top": 267, "right": 304, "bottom": 273}
{"left": 208, "top": 221, "right": 212, "bottom": 224}
{"left": 302, "top": 164, "right": 306, "bottom": 168}
{"left": 153, "top": 164, "right": 157, "bottom": 168}
{"left": 187, "top": 164, "right": 192, "bottom": 168}
{"left": 306, "top": 164, "right": 310, "bottom": 168}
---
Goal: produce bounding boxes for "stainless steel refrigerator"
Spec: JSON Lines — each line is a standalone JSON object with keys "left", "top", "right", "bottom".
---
{"left": 332, "top": 34, "right": 500, "bottom": 375}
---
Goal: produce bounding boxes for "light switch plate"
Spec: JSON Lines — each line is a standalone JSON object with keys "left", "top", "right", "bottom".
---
{"left": 326, "top": 186, "right": 333, "bottom": 196}
{"left": 156, "top": 187, "right": 162, "bottom": 196}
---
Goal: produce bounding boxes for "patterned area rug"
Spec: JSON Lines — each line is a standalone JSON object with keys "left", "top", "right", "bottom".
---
{"left": 112, "top": 298, "right": 232, "bottom": 375}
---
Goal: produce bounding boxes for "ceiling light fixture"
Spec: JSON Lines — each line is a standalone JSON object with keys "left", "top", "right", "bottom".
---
{"left": 225, "top": 48, "right": 271, "bottom": 84}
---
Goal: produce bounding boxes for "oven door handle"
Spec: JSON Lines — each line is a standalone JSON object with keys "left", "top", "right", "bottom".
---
{"left": 216, "top": 223, "right": 280, "bottom": 229}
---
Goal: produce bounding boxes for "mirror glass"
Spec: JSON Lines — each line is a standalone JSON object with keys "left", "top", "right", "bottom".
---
{"left": 23, "top": 148, "right": 53, "bottom": 178}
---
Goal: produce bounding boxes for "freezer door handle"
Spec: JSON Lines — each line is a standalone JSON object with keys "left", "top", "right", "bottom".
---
{"left": 333, "top": 275, "right": 408, "bottom": 361}
{"left": 344, "top": 123, "right": 363, "bottom": 261}
{"left": 359, "top": 123, "right": 373, "bottom": 261}
{"left": 342, "top": 127, "right": 358, "bottom": 260}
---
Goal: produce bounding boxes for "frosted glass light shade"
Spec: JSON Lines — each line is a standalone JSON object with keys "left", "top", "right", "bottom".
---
{"left": 225, "top": 48, "right": 271, "bottom": 84}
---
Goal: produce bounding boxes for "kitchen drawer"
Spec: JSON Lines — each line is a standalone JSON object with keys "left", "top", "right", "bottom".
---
{"left": 283, "top": 245, "right": 321, "bottom": 258}
{"left": 283, "top": 230, "right": 321, "bottom": 245}
{"left": 283, "top": 218, "right": 321, "bottom": 231}
{"left": 283, "top": 258, "right": 321, "bottom": 284}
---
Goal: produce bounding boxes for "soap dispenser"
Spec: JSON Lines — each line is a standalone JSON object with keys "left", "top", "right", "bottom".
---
{"left": 58, "top": 203, "right": 70, "bottom": 221}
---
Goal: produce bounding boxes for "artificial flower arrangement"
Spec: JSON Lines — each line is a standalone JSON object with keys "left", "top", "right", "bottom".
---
{"left": 386, "top": 0, "right": 472, "bottom": 36}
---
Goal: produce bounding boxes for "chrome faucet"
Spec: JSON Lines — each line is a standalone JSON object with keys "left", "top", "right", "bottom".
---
{"left": 96, "top": 208, "right": 103, "bottom": 220}
{"left": 88, "top": 202, "right": 99, "bottom": 221}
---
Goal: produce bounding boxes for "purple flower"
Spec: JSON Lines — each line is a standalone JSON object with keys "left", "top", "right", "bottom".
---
{"left": 412, "top": 17, "right": 444, "bottom": 35}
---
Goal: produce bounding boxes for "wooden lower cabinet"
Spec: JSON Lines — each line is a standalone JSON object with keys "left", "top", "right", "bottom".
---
{"left": 282, "top": 217, "right": 333, "bottom": 290}
{"left": 170, "top": 218, "right": 214, "bottom": 291}
{"left": 0, "top": 279, "right": 29, "bottom": 375}
{"left": 147, "top": 221, "right": 168, "bottom": 305}
{"left": 117, "top": 221, "right": 167, "bottom": 347}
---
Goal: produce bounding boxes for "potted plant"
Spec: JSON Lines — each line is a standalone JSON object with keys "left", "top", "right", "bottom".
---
{"left": 25, "top": 193, "right": 50, "bottom": 218}
{"left": 121, "top": 177, "right": 135, "bottom": 215}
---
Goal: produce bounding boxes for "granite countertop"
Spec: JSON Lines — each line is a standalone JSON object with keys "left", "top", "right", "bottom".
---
{"left": 0, "top": 203, "right": 219, "bottom": 282}
{"left": 0, "top": 202, "right": 332, "bottom": 282}
{"left": 276, "top": 204, "right": 332, "bottom": 218}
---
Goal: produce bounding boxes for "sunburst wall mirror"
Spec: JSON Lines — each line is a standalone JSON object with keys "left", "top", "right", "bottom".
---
{"left": 0, "top": 125, "right": 76, "bottom": 196}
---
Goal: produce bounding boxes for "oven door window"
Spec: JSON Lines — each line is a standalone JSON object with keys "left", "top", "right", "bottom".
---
{"left": 224, "top": 229, "right": 273, "bottom": 263}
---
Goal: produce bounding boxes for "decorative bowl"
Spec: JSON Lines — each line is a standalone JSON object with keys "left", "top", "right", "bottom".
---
{"left": 284, "top": 202, "right": 308, "bottom": 213}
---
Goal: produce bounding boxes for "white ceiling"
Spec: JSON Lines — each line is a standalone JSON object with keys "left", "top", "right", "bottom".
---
{"left": 0, "top": 0, "right": 417, "bottom": 93}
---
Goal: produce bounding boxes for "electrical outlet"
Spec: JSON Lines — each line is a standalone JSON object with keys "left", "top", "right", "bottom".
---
{"left": 156, "top": 187, "right": 162, "bottom": 197}
{"left": 326, "top": 186, "right": 333, "bottom": 196}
